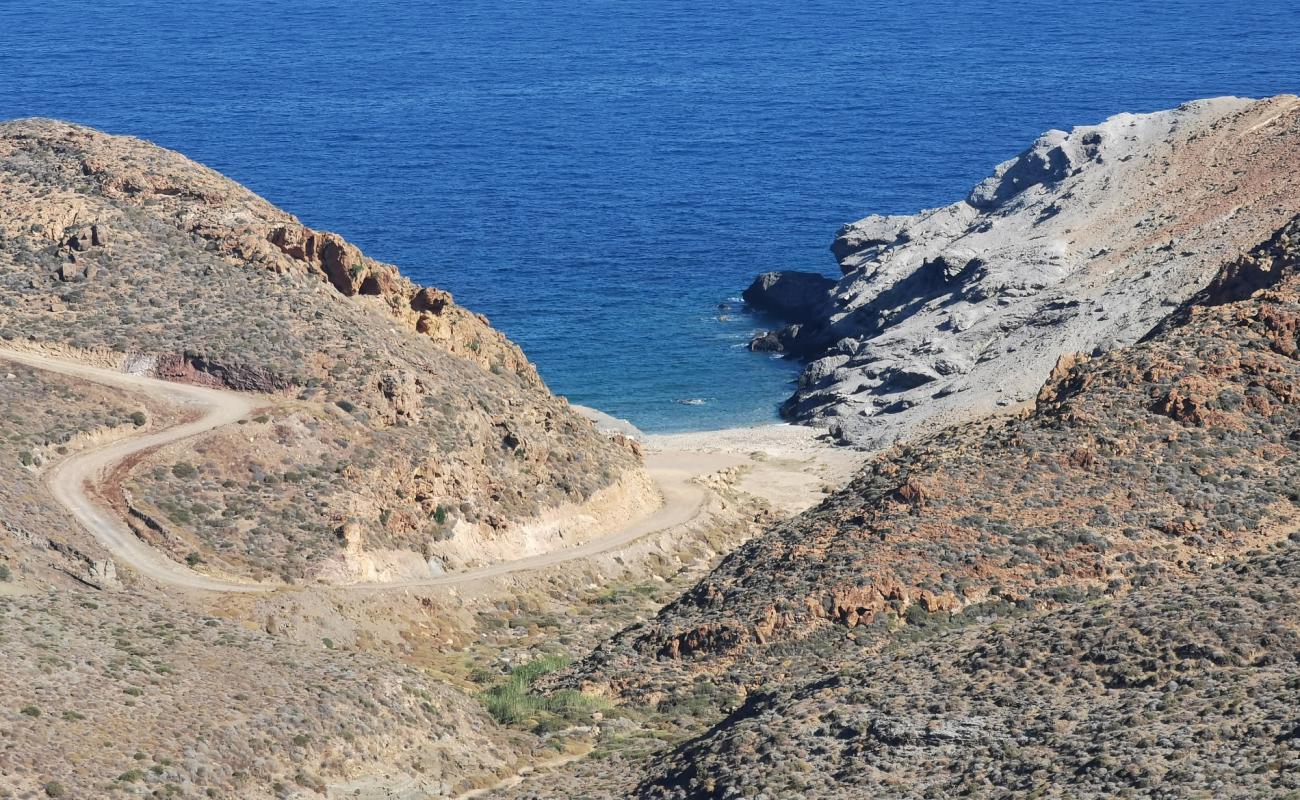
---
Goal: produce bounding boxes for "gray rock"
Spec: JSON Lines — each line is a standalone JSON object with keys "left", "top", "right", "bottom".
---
{"left": 742, "top": 270, "right": 836, "bottom": 323}
{"left": 85, "top": 559, "right": 119, "bottom": 591}
{"left": 760, "top": 96, "right": 1300, "bottom": 448}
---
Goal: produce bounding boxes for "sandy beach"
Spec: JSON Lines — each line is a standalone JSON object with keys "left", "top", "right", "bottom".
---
{"left": 577, "top": 405, "right": 865, "bottom": 517}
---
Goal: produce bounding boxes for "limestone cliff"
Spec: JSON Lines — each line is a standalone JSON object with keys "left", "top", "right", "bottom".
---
{"left": 755, "top": 95, "right": 1300, "bottom": 448}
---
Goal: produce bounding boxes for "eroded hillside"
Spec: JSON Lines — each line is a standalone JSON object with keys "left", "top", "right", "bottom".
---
{"left": 639, "top": 538, "right": 1300, "bottom": 799}
{"left": 0, "top": 119, "right": 646, "bottom": 581}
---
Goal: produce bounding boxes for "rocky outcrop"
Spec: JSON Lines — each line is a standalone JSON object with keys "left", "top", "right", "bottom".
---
{"left": 742, "top": 270, "right": 835, "bottom": 324}
{"left": 636, "top": 543, "right": 1300, "bottom": 800}
{"left": 759, "top": 95, "right": 1300, "bottom": 448}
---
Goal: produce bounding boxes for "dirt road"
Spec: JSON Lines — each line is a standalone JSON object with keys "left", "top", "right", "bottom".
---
{"left": 0, "top": 347, "right": 728, "bottom": 594}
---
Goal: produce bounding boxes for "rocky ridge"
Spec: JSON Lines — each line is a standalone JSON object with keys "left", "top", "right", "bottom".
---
{"left": 638, "top": 537, "right": 1300, "bottom": 799}
{"left": 753, "top": 95, "right": 1300, "bottom": 448}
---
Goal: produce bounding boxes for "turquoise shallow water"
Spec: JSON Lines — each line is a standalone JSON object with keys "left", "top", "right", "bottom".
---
{"left": 2, "top": 1, "right": 1298, "bottom": 431}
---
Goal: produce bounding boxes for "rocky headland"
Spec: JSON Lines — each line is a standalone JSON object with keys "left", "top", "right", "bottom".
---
{"left": 747, "top": 95, "right": 1300, "bottom": 448}
{"left": 483, "top": 102, "right": 1300, "bottom": 798}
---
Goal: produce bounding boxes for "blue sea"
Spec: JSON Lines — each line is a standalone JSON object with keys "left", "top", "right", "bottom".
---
{"left": 2, "top": 1, "right": 1297, "bottom": 431}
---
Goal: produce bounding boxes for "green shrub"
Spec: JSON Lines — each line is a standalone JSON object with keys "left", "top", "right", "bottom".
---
{"left": 478, "top": 655, "right": 607, "bottom": 730}
{"left": 129, "top": 411, "right": 147, "bottom": 427}
{"left": 0, "top": 564, "right": 11, "bottom": 582}
{"left": 171, "top": 462, "right": 197, "bottom": 479}
{"left": 20, "top": 705, "right": 40, "bottom": 717}
{"left": 44, "top": 782, "right": 65, "bottom": 798}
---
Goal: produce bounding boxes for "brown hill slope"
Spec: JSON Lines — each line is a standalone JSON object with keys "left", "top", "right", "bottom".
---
{"left": 0, "top": 363, "right": 532, "bottom": 799}
{"left": 0, "top": 119, "right": 644, "bottom": 581}
{"left": 638, "top": 535, "right": 1300, "bottom": 799}
{"left": 567, "top": 214, "right": 1300, "bottom": 703}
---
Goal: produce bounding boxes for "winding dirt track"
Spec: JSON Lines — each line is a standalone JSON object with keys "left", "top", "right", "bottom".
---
{"left": 0, "top": 348, "right": 720, "bottom": 594}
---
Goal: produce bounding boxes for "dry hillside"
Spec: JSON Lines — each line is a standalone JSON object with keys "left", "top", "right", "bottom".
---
{"left": 0, "top": 119, "right": 645, "bottom": 581}
{"left": 0, "top": 364, "right": 538, "bottom": 799}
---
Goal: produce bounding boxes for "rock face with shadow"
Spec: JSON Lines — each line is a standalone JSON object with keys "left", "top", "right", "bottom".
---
{"left": 754, "top": 95, "right": 1300, "bottom": 448}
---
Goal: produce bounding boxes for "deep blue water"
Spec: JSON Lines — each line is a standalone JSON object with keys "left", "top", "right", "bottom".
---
{"left": 2, "top": 2, "right": 1298, "bottom": 431}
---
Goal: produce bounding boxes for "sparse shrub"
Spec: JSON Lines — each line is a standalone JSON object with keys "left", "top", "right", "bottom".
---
{"left": 43, "top": 782, "right": 65, "bottom": 798}
{"left": 171, "top": 462, "right": 197, "bottom": 479}
{"left": 0, "top": 564, "right": 11, "bottom": 582}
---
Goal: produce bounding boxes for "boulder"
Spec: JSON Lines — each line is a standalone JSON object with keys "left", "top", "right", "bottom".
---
{"left": 748, "top": 330, "right": 784, "bottom": 353}
{"left": 57, "top": 261, "right": 96, "bottom": 282}
{"left": 742, "top": 270, "right": 836, "bottom": 324}
{"left": 85, "top": 559, "right": 120, "bottom": 591}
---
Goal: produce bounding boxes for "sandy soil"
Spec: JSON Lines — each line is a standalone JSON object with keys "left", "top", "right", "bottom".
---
{"left": 646, "top": 423, "right": 865, "bottom": 517}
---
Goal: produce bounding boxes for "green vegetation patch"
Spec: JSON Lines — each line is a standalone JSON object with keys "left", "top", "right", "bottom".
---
{"left": 479, "top": 654, "right": 608, "bottom": 732}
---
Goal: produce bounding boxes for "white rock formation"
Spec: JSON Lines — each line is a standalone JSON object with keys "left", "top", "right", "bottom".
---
{"left": 767, "top": 95, "right": 1300, "bottom": 448}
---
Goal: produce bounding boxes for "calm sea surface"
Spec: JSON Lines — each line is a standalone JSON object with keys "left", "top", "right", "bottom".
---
{"left": 2, "top": 1, "right": 1297, "bottom": 430}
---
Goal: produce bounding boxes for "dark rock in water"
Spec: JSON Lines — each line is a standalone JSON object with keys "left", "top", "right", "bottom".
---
{"left": 742, "top": 270, "right": 835, "bottom": 324}
{"left": 748, "top": 330, "right": 784, "bottom": 352}
{"left": 748, "top": 322, "right": 830, "bottom": 359}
